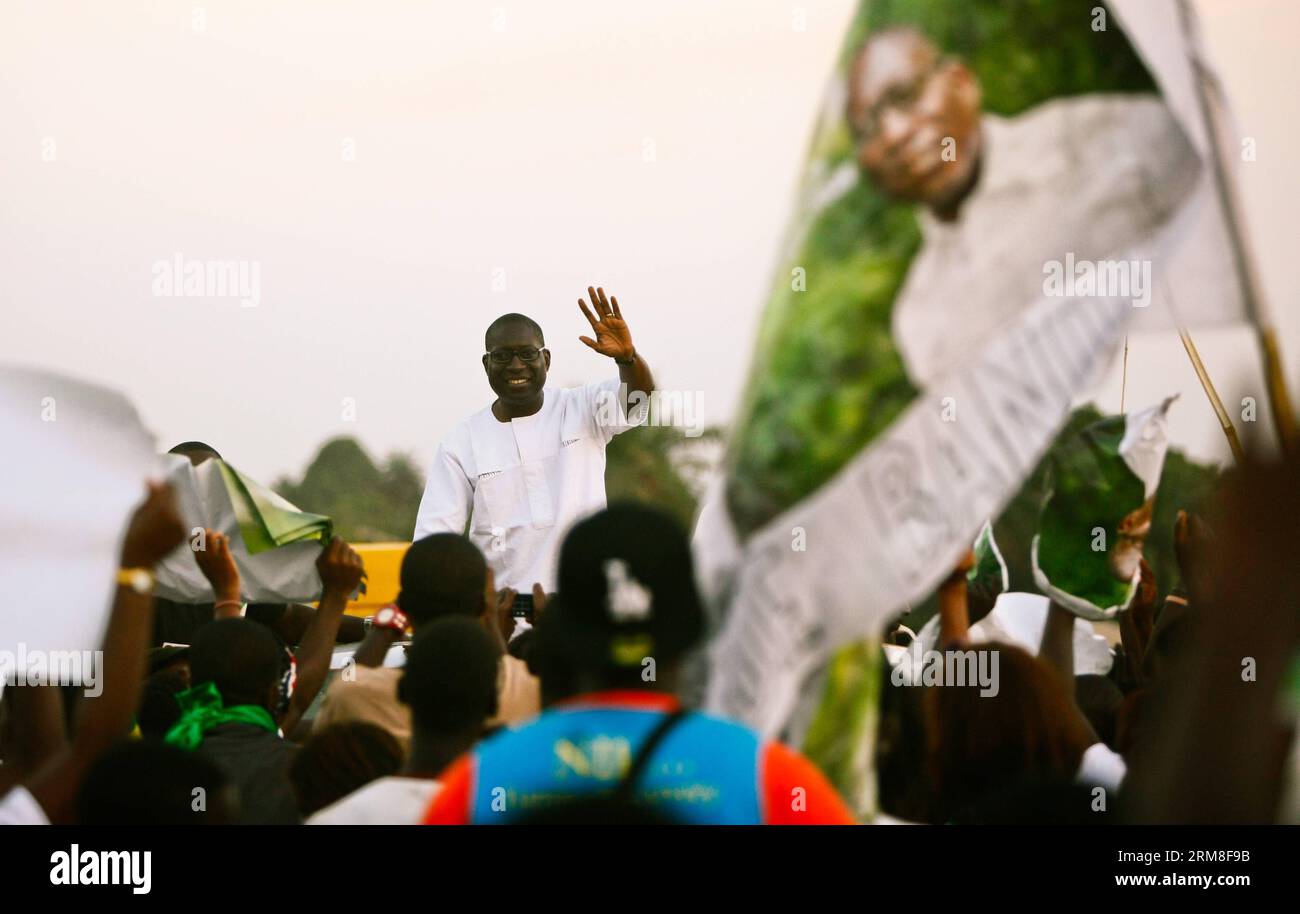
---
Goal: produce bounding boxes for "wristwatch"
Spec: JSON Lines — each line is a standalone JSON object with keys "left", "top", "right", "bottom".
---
{"left": 371, "top": 605, "right": 409, "bottom": 635}
{"left": 116, "top": 567, "right": 156, "bottom": 595}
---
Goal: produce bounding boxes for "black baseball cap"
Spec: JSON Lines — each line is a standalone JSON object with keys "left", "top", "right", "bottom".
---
{"left": 531, "top": 503, "right": 705, "bottom": 671}
{"left": 147, "top": 644, "right": 191, "bottom": 675}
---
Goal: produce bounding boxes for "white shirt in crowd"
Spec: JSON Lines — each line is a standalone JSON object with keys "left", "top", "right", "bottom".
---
{"left": 414, "top": 378, "right": 646, "bottom": 592}
{"left": 1076, "top": 741, "right": 1127, "bottom": 793}
{"left": 306, "top": 776, "right": 441, "bottom": 826}
{"left": 0, "top": 786, "right": 49, "bottom": 825}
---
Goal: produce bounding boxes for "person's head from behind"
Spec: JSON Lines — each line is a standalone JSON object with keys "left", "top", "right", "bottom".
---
{"left": 398, "top": 533, "right": 492, "bottom": 631}
{"left": 289, "top": 722, "right": 404, "bottom": 818}
{"left": 137, "top": 666, "right": 189, "bottom": 740}
{"left": 923, "top": 642, "right": 1091, "bottom": 823}
{"left": 483, "top": 313, "right": 549, "bottom": 407}
{"left": 529, "top": 503, "right": 705, "bottom": 702}
{"left": 77, "top": 741, "right": 238, "bottom": 824}
{"left": 168, "top": 440, "right": 222, "bottom": 466}
{"left": 876, "top": 666, "right": 932, "bottom": 822}
{"left": 846, "top": 26, "right": 982, "bottom": 212}
{"left": 188, "top": 618, "right": 289, "bottom": 716}
{"left": 399, "top": 617, "right": 500, "bottom": 747}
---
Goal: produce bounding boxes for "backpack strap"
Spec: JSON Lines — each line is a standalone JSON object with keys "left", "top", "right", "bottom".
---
{"left": 615, "top": 708, "right": 689, "bottom": 802}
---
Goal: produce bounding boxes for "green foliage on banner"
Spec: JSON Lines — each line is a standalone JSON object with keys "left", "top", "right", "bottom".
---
{"left": 727, "top": 184, "right": 922, "bottom": 537}
{"left": 845, "top": 0, "right": 1155, "bottom": 115}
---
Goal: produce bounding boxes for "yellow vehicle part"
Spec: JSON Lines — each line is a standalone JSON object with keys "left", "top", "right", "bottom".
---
{"left": 344, "top": 542, "right": 410, "bottom": 618}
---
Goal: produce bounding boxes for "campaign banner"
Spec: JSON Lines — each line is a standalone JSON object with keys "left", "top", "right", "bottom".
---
{"left": 694, "top": 0, "right": 1251, "bottom": 813}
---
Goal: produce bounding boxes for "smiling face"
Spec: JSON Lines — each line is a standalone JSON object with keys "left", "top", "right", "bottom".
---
{"left": 847, "top": 28, "right": 982, "bottom": 215}
{"left": 483, "top": 316, "right": 550, "bottom": 413}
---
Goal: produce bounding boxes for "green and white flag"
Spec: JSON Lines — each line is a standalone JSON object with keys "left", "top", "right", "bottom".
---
{"left": 154, "top": 455, "right": 333, "bottom": 604}
{"left": 215, "top": 460, "right": 332, "bottom": 555}
{"left": 1032, "top": 397, "right": 1175, "bottom": 620}
{"left": 890, "top": 591, "right": 1115, "bottom": 683}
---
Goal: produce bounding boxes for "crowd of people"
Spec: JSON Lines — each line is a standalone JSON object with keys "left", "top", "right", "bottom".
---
{"left": 0, "top": 452, "right": 856, "bottom": 825}
{"left": 0, "top": 437, "right": 1295, "bottom": 826}
{"left": 1, "top": 297, "right": 1295, "bottom": 826}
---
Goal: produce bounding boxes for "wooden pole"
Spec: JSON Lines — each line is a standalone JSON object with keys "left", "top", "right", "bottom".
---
{"left": 1120, "top": 336, "right": 1129, "bottom": 414}
{"left": 1179, "top": 326, "right": 1244, "bottom": 464}
{"left": 1178, "top": 0, "right": 1297, "bottom": 455}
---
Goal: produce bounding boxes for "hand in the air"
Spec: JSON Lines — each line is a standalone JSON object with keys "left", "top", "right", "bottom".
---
{"left": 578, "top": 286, "right": 636, "bottom": 362}
{"left": 193, "top": 529, "right": 241, "bottom": 603}
{"left": 120, "top": 481, "right": 186, "bottom": 568}
{"left": 317, "top": 536, "right": 365, "bottom": 599}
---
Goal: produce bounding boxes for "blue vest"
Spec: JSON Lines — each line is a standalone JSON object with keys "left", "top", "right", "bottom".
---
{"left": 470, "top": 705, "right": 763, "bottom": 824}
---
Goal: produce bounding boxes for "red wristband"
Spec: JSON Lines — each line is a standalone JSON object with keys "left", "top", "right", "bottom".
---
{"left": 371, "top": 605, "right": 409, "bottom": 634}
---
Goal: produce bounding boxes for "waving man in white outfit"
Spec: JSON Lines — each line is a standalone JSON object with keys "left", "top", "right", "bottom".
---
{"left": 414, "top": 286, "right": 654, "bottom": 607}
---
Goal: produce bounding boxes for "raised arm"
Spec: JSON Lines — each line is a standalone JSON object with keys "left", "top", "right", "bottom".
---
{"left": 192, "top": 528, "right": 244, "bottom": 619}
{"left": 25, "top": 481, "right": 186, "bottom": 823}
{"left": 936, "top": 550, "right": 975, "bottom": 649}
{"left": 1038, "top": 600, "right": 1076, "bottom": 691}
{"left": 0, "top": 684, "right": 66, "bottom": 796}
{"left": 278, "top": 536, "right": 365, "bottom": 737}
{"left": 350, "top": 603, "right": 409, "bottom": 669}
{"left": 1116, "top": 557, "right": 1157, "bottom": 688}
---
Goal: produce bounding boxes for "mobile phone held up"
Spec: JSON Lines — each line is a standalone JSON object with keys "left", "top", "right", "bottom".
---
{"left": 512, "top": 591, "right": 533, "bottom": 619}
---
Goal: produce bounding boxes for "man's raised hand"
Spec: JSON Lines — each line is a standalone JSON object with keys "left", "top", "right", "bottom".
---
{"left": 578, "top": 286, "right": 636, "bottom": 363}
{"left": 120, "top": 481, "right": 186, "bottom": 569}
{"left": 316, "top": 536, "right": 365, "bottom": 599}
{"left": 193, "top": 528, "right": 241, "bottom": 604}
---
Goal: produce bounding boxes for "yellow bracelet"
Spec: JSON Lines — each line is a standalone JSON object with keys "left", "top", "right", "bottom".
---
{"left": 116, "top": 567, "right": 155, "bottom": 595}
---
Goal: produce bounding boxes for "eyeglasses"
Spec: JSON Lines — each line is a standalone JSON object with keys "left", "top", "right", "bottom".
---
{"left": 854, "top": 59, "right": 947, "bottom": 141}
{"left": 486, "top": 347, "right": 542, "bottom": 365}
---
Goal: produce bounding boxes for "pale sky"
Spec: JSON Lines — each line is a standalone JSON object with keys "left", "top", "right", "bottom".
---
{"left": 2, "top": 0, "right": 1296, "bottom": 483}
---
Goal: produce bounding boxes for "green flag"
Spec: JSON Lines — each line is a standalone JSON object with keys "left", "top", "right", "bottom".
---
{"left": 1032, "top": 398, "right": 1175, "bottom": 619}
{"left": 216, "top": 460, "right": 332, "bottom": 554}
